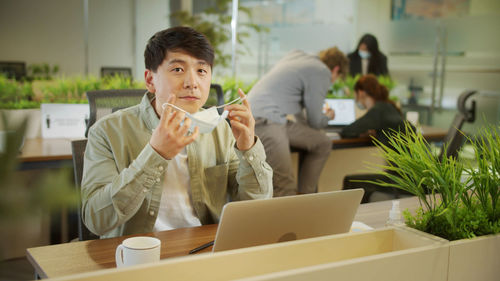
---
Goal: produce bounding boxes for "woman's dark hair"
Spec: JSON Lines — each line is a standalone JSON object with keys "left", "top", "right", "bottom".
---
{"left": 144, "top": 26, "right": 215, "bottom": 72}
{"left": 354, "top": 74, "right": 401, "bottom": 115}
{"left": 355, "top": 34, "right": 386, "bottom": 75}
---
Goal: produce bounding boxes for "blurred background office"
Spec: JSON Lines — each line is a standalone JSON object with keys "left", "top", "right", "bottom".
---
{"left": 1, "top": 0, "right": 499, "bottom": 132}
{"left": 0, "top": 1, "right": 499, "bottom": 278}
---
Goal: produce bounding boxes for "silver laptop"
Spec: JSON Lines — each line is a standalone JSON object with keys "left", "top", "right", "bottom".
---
{"left": 326, "top": 98, "right": 356, "bottom": 127}
{"left": 212, "top": 189, "right": 364, "bottom": 252}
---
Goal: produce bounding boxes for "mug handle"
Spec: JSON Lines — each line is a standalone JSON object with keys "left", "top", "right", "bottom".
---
{"left": 115, "top": 244, "right": 124, "bottom": 268}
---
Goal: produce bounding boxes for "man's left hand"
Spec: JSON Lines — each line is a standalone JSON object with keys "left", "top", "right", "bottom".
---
{"left": 224, "top": 89, "right": 255, "bottom": 151}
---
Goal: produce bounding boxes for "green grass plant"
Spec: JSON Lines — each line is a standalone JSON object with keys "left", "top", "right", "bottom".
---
{"left": 366, "top": 123, "right": 500, "bottom": 240}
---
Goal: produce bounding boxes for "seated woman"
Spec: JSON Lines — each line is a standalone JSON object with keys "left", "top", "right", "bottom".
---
{"left": 341, "top": 74, "right": 407, "bottom": 146}
{"left": 341, "top": 74, "right": 413, "bottom": 203}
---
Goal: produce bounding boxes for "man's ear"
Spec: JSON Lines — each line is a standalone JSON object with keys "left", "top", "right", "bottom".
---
{"left": 331, "top": 65, "right": 340, "bottom": 82}
{"left": 144, "top": 69, "right": 155, "bottom": 93}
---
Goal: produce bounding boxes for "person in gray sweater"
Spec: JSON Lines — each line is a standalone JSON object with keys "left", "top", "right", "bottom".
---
{"left": 248, "top": 48, "right": 348, "bottom": 196}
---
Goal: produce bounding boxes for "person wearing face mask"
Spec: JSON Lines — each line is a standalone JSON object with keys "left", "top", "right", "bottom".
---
{"left": 248, "top": 47, "right": 349, "bottom": 197}
{"left": 81, "top": 26, "right": 272, "bottom": 238}
{"left": 348, "top": 34, "right": 389, "bottom": 77}
{"left": 340, "top": 74, "right": 409, "bottom": 146}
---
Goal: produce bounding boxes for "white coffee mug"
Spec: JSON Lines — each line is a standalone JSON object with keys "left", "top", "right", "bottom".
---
{"left": 115, "top": 236, "right": 161, "bottom": 268}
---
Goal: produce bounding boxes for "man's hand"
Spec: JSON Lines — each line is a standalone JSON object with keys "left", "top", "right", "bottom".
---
{"left": 324, "top": 102, "right": 336, "bottom": 120}
{"left": 150, "top": 95, "right": 199, "bottom": 159}
{"left": 224, "top": 89, "right": 255, "bottom": 151}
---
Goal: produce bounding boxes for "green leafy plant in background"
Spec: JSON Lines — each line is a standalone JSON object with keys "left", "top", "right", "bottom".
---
{"left": 214, "top": 75, "right": 256, "bottom": 102}
{"left": 0, "top": 74, "right": 39, "bottom": 109}
{"left": 0, "top": 113, "right": 79, "bottom": 258}
{"left": 366, "top": 124, "right": 500, "bottom": 241}
{"left": 170, "top": 0, "right": 269, "bottom": 69}
{"left": 27, "top": 63, "right": 60, "bottom": 81}
{"left": 40, "top": 76, "right": 101, "bottom": 104}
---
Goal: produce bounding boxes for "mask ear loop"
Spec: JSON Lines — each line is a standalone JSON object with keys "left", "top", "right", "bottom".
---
{"left": 162, "top": 103, "right": 190, "bottom": 114}
{"left": 215, "top": 96, "right": 247, "bottom": 108}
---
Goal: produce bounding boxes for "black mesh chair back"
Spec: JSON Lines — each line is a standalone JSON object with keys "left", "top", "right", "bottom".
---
{"left": 206, "top": 84, "right": 225, "bottom": 112}
{"left": 85, "top": 89, "right": 146, "bottom": 137}
{"left": 438, "top": 90, "right": 477, "bottom": 159}
{"left": 71, "top": 139, "right": 99, "bottom": 241}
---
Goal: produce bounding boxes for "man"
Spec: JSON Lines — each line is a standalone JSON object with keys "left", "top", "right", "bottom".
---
{"left": 248, "top": 48, "right": 348, "bottom": 197}
{"left": 81, "top": 26, "right": 272, "bottom": 238}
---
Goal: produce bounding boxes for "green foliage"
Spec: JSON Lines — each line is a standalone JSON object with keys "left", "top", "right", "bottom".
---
{"left": 366, "top": 123, "right": 500, "bottom": 241}
{"left": 170, "top": 0, "right": 269, "bottom": 69}
{"left": 0, "top": 74, "right": 39, "bottom": 109}
{"left": 27, "top": 63, "right": 60, "bottom": 80}
{"left": 0, "top": 112, "right": 79, "bottom": 222}
{"left": 378, "top": 75, "right": 396, "bottom": 91}
{"left": 214, "top": 76, "right": 256, "bottom": 102}
{"left": 40, "top": 76, "right": 101, "bottom": 104}
{"left": 326, "top": 74, "right": 359, "bottom": 99}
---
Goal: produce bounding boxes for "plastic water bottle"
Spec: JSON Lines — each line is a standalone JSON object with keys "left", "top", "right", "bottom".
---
{"left": 386, "top": 200, "right": 404, "bottom": 226}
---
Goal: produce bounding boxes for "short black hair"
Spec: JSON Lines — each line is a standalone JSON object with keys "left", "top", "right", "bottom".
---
{"left": 144, "top": 26, "right": 215, "bottom": 72}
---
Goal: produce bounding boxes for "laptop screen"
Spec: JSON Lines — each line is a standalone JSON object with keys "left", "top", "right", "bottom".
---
{"left": 325, "top": 98, "right": 356, "bottom": 126}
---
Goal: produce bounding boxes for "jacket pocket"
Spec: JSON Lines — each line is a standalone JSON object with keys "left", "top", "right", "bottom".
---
{"left": 203, "top": 163, "right": 229, "bottom": 207}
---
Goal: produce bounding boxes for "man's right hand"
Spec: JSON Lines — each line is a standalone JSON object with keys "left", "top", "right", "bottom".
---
{"left": 324, "top": 102, "right": 336, "bottom": 120}
{"left": 150, "top": 96, "right": 199, "bottom": 159}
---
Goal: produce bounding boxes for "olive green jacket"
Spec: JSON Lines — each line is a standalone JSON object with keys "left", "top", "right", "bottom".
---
{"left": 81, "top": 92, "right": 273, "bottom": 238}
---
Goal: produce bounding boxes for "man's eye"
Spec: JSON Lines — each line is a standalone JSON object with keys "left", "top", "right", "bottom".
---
{"left": 172, "top": 67, "right": 183, "bottom": 72}
{"left": 198, "top": 69, "right": 207, "bottom": 74}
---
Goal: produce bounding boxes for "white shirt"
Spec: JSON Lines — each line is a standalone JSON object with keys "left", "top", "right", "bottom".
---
{"left": 361, "top": 58, "right": 369, "bottom": 75}
{"left": 153, "top": 149, "right": 201, "bottom": 231}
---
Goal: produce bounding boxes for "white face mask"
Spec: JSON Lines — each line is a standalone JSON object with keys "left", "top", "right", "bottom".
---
{"left": 162, "top": 96, "right": 245, "bottom": 134}
{"left": 358, "top": 50, "right": 371, "bottom": 59}
{"left": 356, "top": 100, "right": 366, "bottom": 110}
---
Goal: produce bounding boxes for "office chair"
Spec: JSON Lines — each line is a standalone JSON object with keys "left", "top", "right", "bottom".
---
{"left": 71, "top": 139, "right": 99, "bottom": 241}
{"left": 206, "top": 83, "right": 225, "bottom": 113}
{"left": 0, "top": 61, "right": 26, "bottom": 80}
{"left": 100, "top": 67, "right": 132, "bottom": 78}
{"left": 85, "top": 89, "right": 146, "bottom": 137}
{"left": 343, "top": 90, "right": 478, "bottom": 203}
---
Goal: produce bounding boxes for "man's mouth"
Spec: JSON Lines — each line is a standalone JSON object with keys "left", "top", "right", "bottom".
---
{"left": 178, "top": 96, "right": 200, "bottom": 101}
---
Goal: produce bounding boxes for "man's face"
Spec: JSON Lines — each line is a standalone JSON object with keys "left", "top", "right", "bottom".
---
{"left": 145, "top": 50, "right": 212, "bottom": 115}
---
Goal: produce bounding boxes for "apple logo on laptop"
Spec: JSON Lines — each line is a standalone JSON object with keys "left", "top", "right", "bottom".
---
{"left": 277, "top": 232, "right": 297, "bottom": 243}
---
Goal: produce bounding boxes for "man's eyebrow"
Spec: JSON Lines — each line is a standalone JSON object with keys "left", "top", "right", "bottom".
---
{"left": 167, "top": 58, "right": 186, "bottom": 65}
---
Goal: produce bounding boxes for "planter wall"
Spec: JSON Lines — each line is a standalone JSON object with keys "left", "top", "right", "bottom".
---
{"left": 0, "top": 109, "right": 41, "bottom": 139}
{"left": 54, "top": 227, "right": 449, "bottom": 281}
{"left": 447, "top": 233, "right": 500, "bottom": 281}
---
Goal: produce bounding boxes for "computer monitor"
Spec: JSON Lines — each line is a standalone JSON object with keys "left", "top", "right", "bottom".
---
{"left": 325, "top": 98, "right": 356, "bottom": 126}
{"left": 0, "top": 61, "right": 26, "bottom": 80}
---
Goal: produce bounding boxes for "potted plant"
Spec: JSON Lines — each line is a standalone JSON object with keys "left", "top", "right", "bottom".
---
{"left": 0, "top": 113, "right": 79, "bottom": 260}
{"left": 367, "top": 125, "right": 500, "bottom": 280}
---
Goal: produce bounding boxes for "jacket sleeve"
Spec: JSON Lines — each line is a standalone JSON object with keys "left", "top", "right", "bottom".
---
{"left": 81, "top": 125, "right": 168, "bottom": 236}
{"left": 341, "top": 107, "right": 382, "bottom": 138}
{"left": 227, "top": 136, "right": 273, "bottom": 201}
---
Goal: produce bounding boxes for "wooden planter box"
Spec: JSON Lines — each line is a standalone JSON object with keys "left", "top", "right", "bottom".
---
{"left": 447, "top": 233, "right": 500, "bottom": 281}
{"left": 54, "top": 227, "right": 449, "bottom": 281}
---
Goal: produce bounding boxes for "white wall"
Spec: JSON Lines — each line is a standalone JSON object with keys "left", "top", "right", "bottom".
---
{"left": 0, "top": 0, "right": 170, "bottom": 80}
{"left": 355, "top": 0, "right": 500, "bottom": 108}
{"left": 0, "top": 0, "right": 85, "bottom": 75}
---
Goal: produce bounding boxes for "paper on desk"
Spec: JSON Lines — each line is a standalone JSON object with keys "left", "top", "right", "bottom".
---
{"left": 349, "top": 221, "right": 374, "bottom": 233}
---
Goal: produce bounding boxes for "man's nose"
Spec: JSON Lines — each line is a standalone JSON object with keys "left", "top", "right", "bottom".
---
{"left": 183, "top": 69, "right": 198, "bottom": 89}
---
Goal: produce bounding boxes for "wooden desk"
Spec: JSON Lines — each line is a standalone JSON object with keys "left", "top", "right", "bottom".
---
{"left": 18, "top": 126, "right": 447, "bottom": 164}
{"left": 27, "top": 196, "right": 421, "bottom": 279}
{"left": 331, "top": 125, "right": 447, "bottom": 149}
{"left": 19, "top": 138, "right": 74, "bottom": 169}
